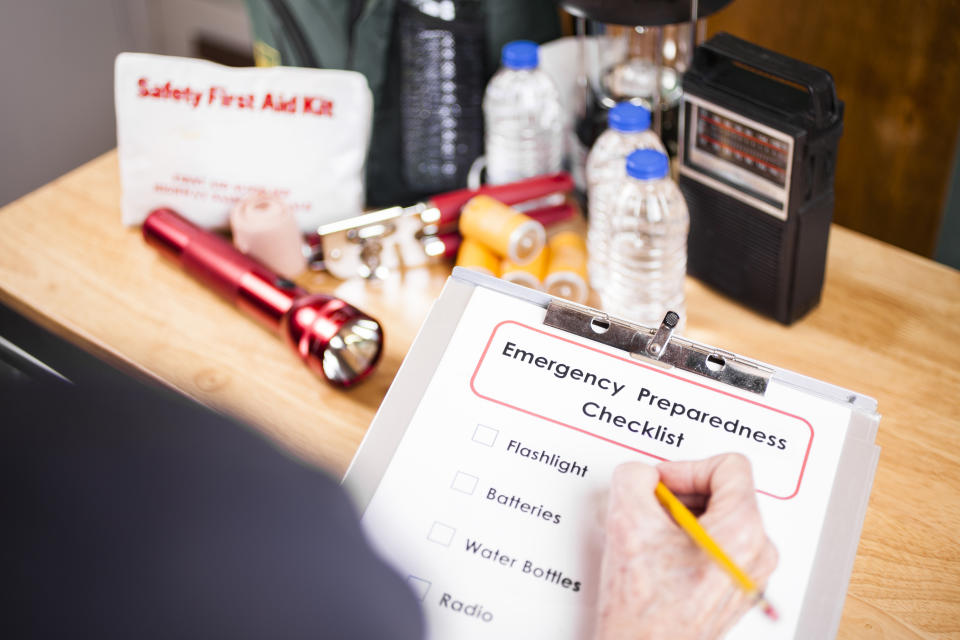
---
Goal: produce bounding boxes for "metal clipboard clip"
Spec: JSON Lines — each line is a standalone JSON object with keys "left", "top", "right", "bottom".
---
{"left": 543, "top": 299, "right": 773, "bottom": 395}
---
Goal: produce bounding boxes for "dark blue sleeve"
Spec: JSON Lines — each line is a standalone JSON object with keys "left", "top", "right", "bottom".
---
{"left": 0, "top": 379, "right": 424, "bottom": 640}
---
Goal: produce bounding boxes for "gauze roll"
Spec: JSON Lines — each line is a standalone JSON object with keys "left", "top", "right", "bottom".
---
{"left": 230, "top": 194, "right": 306, "bottom": 278}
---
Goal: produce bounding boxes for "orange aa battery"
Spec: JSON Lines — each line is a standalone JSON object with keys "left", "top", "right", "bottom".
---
{"left": 459, "top": 195, "right": 546, "bottom": 265}
{"left": 544, "top": 231, "right": 589, "bottom": 303}
{"left": 455, "top": 237, "right": 501, "bottom": 277}
{"left": 501, "top": 247, "right": 549, "bottom": 290}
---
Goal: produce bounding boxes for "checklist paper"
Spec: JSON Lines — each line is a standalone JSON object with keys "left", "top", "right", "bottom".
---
{"left": 349, "top": 280, "right": 878, "bottom": 640}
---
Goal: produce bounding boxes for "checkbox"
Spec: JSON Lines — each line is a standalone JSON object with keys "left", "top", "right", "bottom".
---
{"left": 472, "top": 424, "right": 499, "bottom": 447}
{"left": 427, "top": 521, "right": 456, "bottom": 547}
{"left": 407, "top": 575, "right": 431, "bottom": 602}
{"left": 450, "top": 471, "right": 479, "bottom": 495}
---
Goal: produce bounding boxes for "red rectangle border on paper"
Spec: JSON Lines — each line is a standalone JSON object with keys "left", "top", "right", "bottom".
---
{"left": 469, "top": 321, "right": 814, "bottom": 500}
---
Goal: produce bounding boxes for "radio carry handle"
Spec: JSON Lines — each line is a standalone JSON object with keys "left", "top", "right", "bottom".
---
{"left": 694, "top": 32, "right": 839, "bottom": 128}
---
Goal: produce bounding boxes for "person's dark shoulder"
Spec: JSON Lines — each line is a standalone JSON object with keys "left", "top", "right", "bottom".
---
{"left": 0, "top": 379, "right": 423, "bottom": 640}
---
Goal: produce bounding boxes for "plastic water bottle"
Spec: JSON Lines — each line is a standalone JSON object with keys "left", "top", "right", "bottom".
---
{"left": 602, "top": 149, "right": 689, "bottom": 328}
{"left": 483, "top": 41, "right": 564, "bottom": 185}
{"left": 586, "top": 102, "right": 665, "bottom": 292}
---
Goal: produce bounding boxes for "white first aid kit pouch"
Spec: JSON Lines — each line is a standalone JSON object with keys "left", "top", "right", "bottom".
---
{"left": 115, "top": 53, "right": 372, "bottom": 231}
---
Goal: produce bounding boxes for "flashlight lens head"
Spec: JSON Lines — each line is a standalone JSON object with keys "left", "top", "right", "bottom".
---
{"left": 284, "top": 295, "right": 384, "bottom": 388}
{"left": 322, "top": 318, "right": 383, "bottom": 385}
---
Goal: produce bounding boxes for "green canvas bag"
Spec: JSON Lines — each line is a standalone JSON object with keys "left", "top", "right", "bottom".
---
{"left": 244, "top": 0, "right": 561, "bottom": 205}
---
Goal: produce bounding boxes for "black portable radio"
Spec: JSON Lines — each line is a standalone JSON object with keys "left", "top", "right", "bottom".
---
{"left": 678, "top": 33, "right": 844, "bottom": 324}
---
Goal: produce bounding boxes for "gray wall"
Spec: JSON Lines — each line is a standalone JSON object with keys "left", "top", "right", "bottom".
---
{"left": 0, "top": 0, "right": 250, "bottom": 207}
{"left": 0, "top": 1, "right": 149, "bottom": 206}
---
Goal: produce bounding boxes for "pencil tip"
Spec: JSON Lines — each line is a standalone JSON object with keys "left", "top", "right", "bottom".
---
{"left": 760, "top": 598, "right": 779, "bottom": 621}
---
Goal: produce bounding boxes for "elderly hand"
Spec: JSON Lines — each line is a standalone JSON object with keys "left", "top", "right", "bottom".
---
{"left": 593, "top": 454, "right": 778, "bottom": 640}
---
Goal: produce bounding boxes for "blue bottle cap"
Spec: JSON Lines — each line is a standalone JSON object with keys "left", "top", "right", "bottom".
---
{"left": 501, "top": 40, "right": 539, "bottom": 70}
{"left": 626, "top": 149, "right": 670, "bottom": 180}
{"left": 608, "top": 102, "right": 651, "bottom": 132}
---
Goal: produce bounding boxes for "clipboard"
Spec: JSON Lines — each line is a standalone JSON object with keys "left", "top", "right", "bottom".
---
{"left": 344, "top": 268, "right": 880, "bottom": 640}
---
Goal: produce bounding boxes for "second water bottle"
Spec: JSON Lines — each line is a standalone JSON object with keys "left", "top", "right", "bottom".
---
{"left": 586, "top": 102, "right": 665, "bottom": 292}
{"left": 601, "top": 149, "right": 689, "bottom": 329}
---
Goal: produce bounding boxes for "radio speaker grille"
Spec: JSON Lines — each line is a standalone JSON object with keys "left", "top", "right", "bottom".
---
{"left": 680, "top": 175, "right": 787, "bottom": 319}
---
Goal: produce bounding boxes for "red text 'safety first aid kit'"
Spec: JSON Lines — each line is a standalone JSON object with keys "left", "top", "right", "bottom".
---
{"left": 115, "top": 53, "right": 373, "bottom": 232}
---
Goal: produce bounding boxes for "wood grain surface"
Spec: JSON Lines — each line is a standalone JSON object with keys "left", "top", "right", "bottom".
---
{"left": 1, "top": 152, "right": 959, "bottom": 638}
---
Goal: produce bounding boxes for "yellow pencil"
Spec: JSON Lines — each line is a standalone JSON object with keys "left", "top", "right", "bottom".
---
{"left": 654, "top": 481, "right": 779, "bottom": 621}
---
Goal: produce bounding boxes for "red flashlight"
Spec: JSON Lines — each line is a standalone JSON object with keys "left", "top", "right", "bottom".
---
{"left": 143, "top": 208, "right": 383, "bottom": 388}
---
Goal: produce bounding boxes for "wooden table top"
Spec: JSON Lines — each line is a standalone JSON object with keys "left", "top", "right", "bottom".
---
{"left": 1, "top": 151, "right": 958, "bottom": 638}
